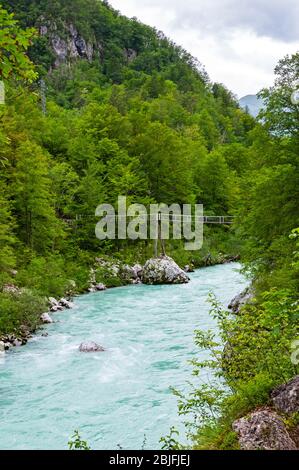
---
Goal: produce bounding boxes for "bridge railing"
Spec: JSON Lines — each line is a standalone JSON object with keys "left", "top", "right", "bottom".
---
{"left": 63, "top": 214, "right": 234, "bottom": 225}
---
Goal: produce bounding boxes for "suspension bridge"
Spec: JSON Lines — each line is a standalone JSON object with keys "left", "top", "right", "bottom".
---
{"left": 64, "top": 213, "right": 234, "bottom": 257}
{"left": 65, "top": 214, "right": 234, "bottom": 225}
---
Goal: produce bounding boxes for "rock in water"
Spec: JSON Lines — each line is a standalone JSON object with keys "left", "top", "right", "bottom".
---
{"left": 49, "top": 297, "right": 59, "bottom": 307}
{"left": 59, "top": 298, "right": 74, "bottom": 309}
{"left": 40, "top": 313, "right": 53, "bottom": 324}
{"left": 95, "top": 283, "right": 107, "bottom": 291}
{"left": 49, "top": 297, "right": 64, "bottom": 312}
{"left": 0, "top": 341, "right": 5, "bottom": 353}
{"left": 79, "top": 342, "right": 105, "bottom": 353}
{"left": 233, "top": 409, "right": 296, "bottom": 450}
{"left": 142, "top": 256, "right": 190, "bottom": 285}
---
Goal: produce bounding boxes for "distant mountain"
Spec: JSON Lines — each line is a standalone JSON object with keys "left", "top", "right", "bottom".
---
{"left": 239, "top": 94, "right": 264, "bottom": 118}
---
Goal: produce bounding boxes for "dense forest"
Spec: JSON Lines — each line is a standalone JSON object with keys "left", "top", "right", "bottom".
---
{"left": 0, "top": 0, "right": 298, "bottom": 450}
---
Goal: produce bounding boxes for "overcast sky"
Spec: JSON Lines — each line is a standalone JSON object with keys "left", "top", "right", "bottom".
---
{"left": 109, "top": 0, "right": 299, "bottom": 98}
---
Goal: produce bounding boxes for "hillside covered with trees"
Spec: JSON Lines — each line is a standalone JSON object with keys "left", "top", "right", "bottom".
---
{"left": 0, "top": 0, "right": 298, "bottom": 450}
{"left": 0, "top": 0, "right": 256, "bottom": 334}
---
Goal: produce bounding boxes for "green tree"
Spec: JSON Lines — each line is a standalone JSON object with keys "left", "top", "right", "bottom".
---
{"left": 0, "top": 186, "right": 16, "bottom": 283}
{"left": 13, "top": 140, "right": 64, "bottom": 252}
{"left": 133, "top": 122, "right": 194, "bottom": 204}
{"left": 0, "top": 6, "right": 37, "bottom": 82}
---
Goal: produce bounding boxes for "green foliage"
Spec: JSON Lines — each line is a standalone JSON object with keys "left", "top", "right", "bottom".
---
{"left": 160, "top": 427, "right": 181, "bottom": 451}
{"left": 284, "top": 411, "right": 299, "bottom": 430}
{"left": 0, "top": 186, "right": 16, "bottom": 284}
{"left": 0, "top": 290, "right": 46, "bottom": 335}
{"left": 237, "top": 53, "right": 299, "bottom": 291}
{"left": 259, "top": 52, "right": 299, "bottom": 137}
{"left": 0, "top": 1, "right": 298, "bottom": 454}
{"left": 68, "top": 430, "right": 91, "bottom": 451}
{"left": 0, "top": 6, "right": 37, "bottom": 82}
{"left": 95, "top": 267, "right": 125, "bottom": 288}
{"left": 171, "top": 53, "right": 299, "bottom": 450}
{"left": 173, "top": 289, "right": 299, "bottom": 449}
{"left": 12, "top": 140, "right": 65, "bottom": 252}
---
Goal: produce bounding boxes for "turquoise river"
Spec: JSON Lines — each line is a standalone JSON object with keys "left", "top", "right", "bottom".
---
{"left": 0, "top": 263, "right": 248, "bottom": 450}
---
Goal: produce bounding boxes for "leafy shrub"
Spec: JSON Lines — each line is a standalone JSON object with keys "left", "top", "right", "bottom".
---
{"left": 169, "top": 289, "right": 299, "bottom": 450}
{"left": 0, "top": 290, "right": 46, "bottom": 335}
{"left": 68, "top": 430, "right": 90, "bottom": 450}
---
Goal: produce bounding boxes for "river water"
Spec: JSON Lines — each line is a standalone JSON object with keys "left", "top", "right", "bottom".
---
{"left": 0, "top": 263, "right": 247, "bottom": 450}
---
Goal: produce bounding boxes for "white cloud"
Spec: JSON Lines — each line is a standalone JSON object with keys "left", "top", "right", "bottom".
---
{"left": 109, "top": 0, "right": 299, "bottom": 97}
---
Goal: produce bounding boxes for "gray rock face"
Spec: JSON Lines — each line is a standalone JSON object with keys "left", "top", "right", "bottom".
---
{"left": 142, "top": 256, "right": 190, "bottom": 285}
{"left": 79, "top": 342, "right": 105, "bottom": 353}
{"left": 271, "top": 375, "right": 299, "bottom": 415}
{"left": 49, "top": 23, "right": 94, "bottom": 66}
{"left": 228, "top": 287, "right": 254, "bottom": 314}
{"left": 40, "top": 313, "right": 53, "bottom": 324}
{"left": 233, "top": 409, "right": 297, "bottom": 450}
{"left": 51, "top": 35, "right": 68, "bottom": 63}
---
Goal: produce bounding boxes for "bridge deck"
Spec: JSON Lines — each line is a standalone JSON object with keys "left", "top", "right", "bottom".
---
{"left": 65, "top": 215, "right": 234, "bottom": 225}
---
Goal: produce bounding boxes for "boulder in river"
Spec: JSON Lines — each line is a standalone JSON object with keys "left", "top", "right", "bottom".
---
{"left": 40, "top": 313, "right": 53, "bottom": 324}
{"left": 49, "top": 297, "right": 64, "bottom": 312}
{"left": 50, "top": 304, "right": 64, "bottom": 312}
{"left": 233, "top": 409, "right": 297, "bottom": 450}
{"left": 0, "top": 341, "right": 5, "bottom": 353}
{"left": 95, "top": 283, "right": 107, "bottom": 291}
{"left": 59, "top": 298, "right": 74, "bottom": 309}
{"left": 79, "top": 341, "right": 105, "bottom": 353}
{"left": 142, "top": 256, "right": 190, "bottom": 285}
{"left": 49, "top": 297, "right": 59, "bottom": 307}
